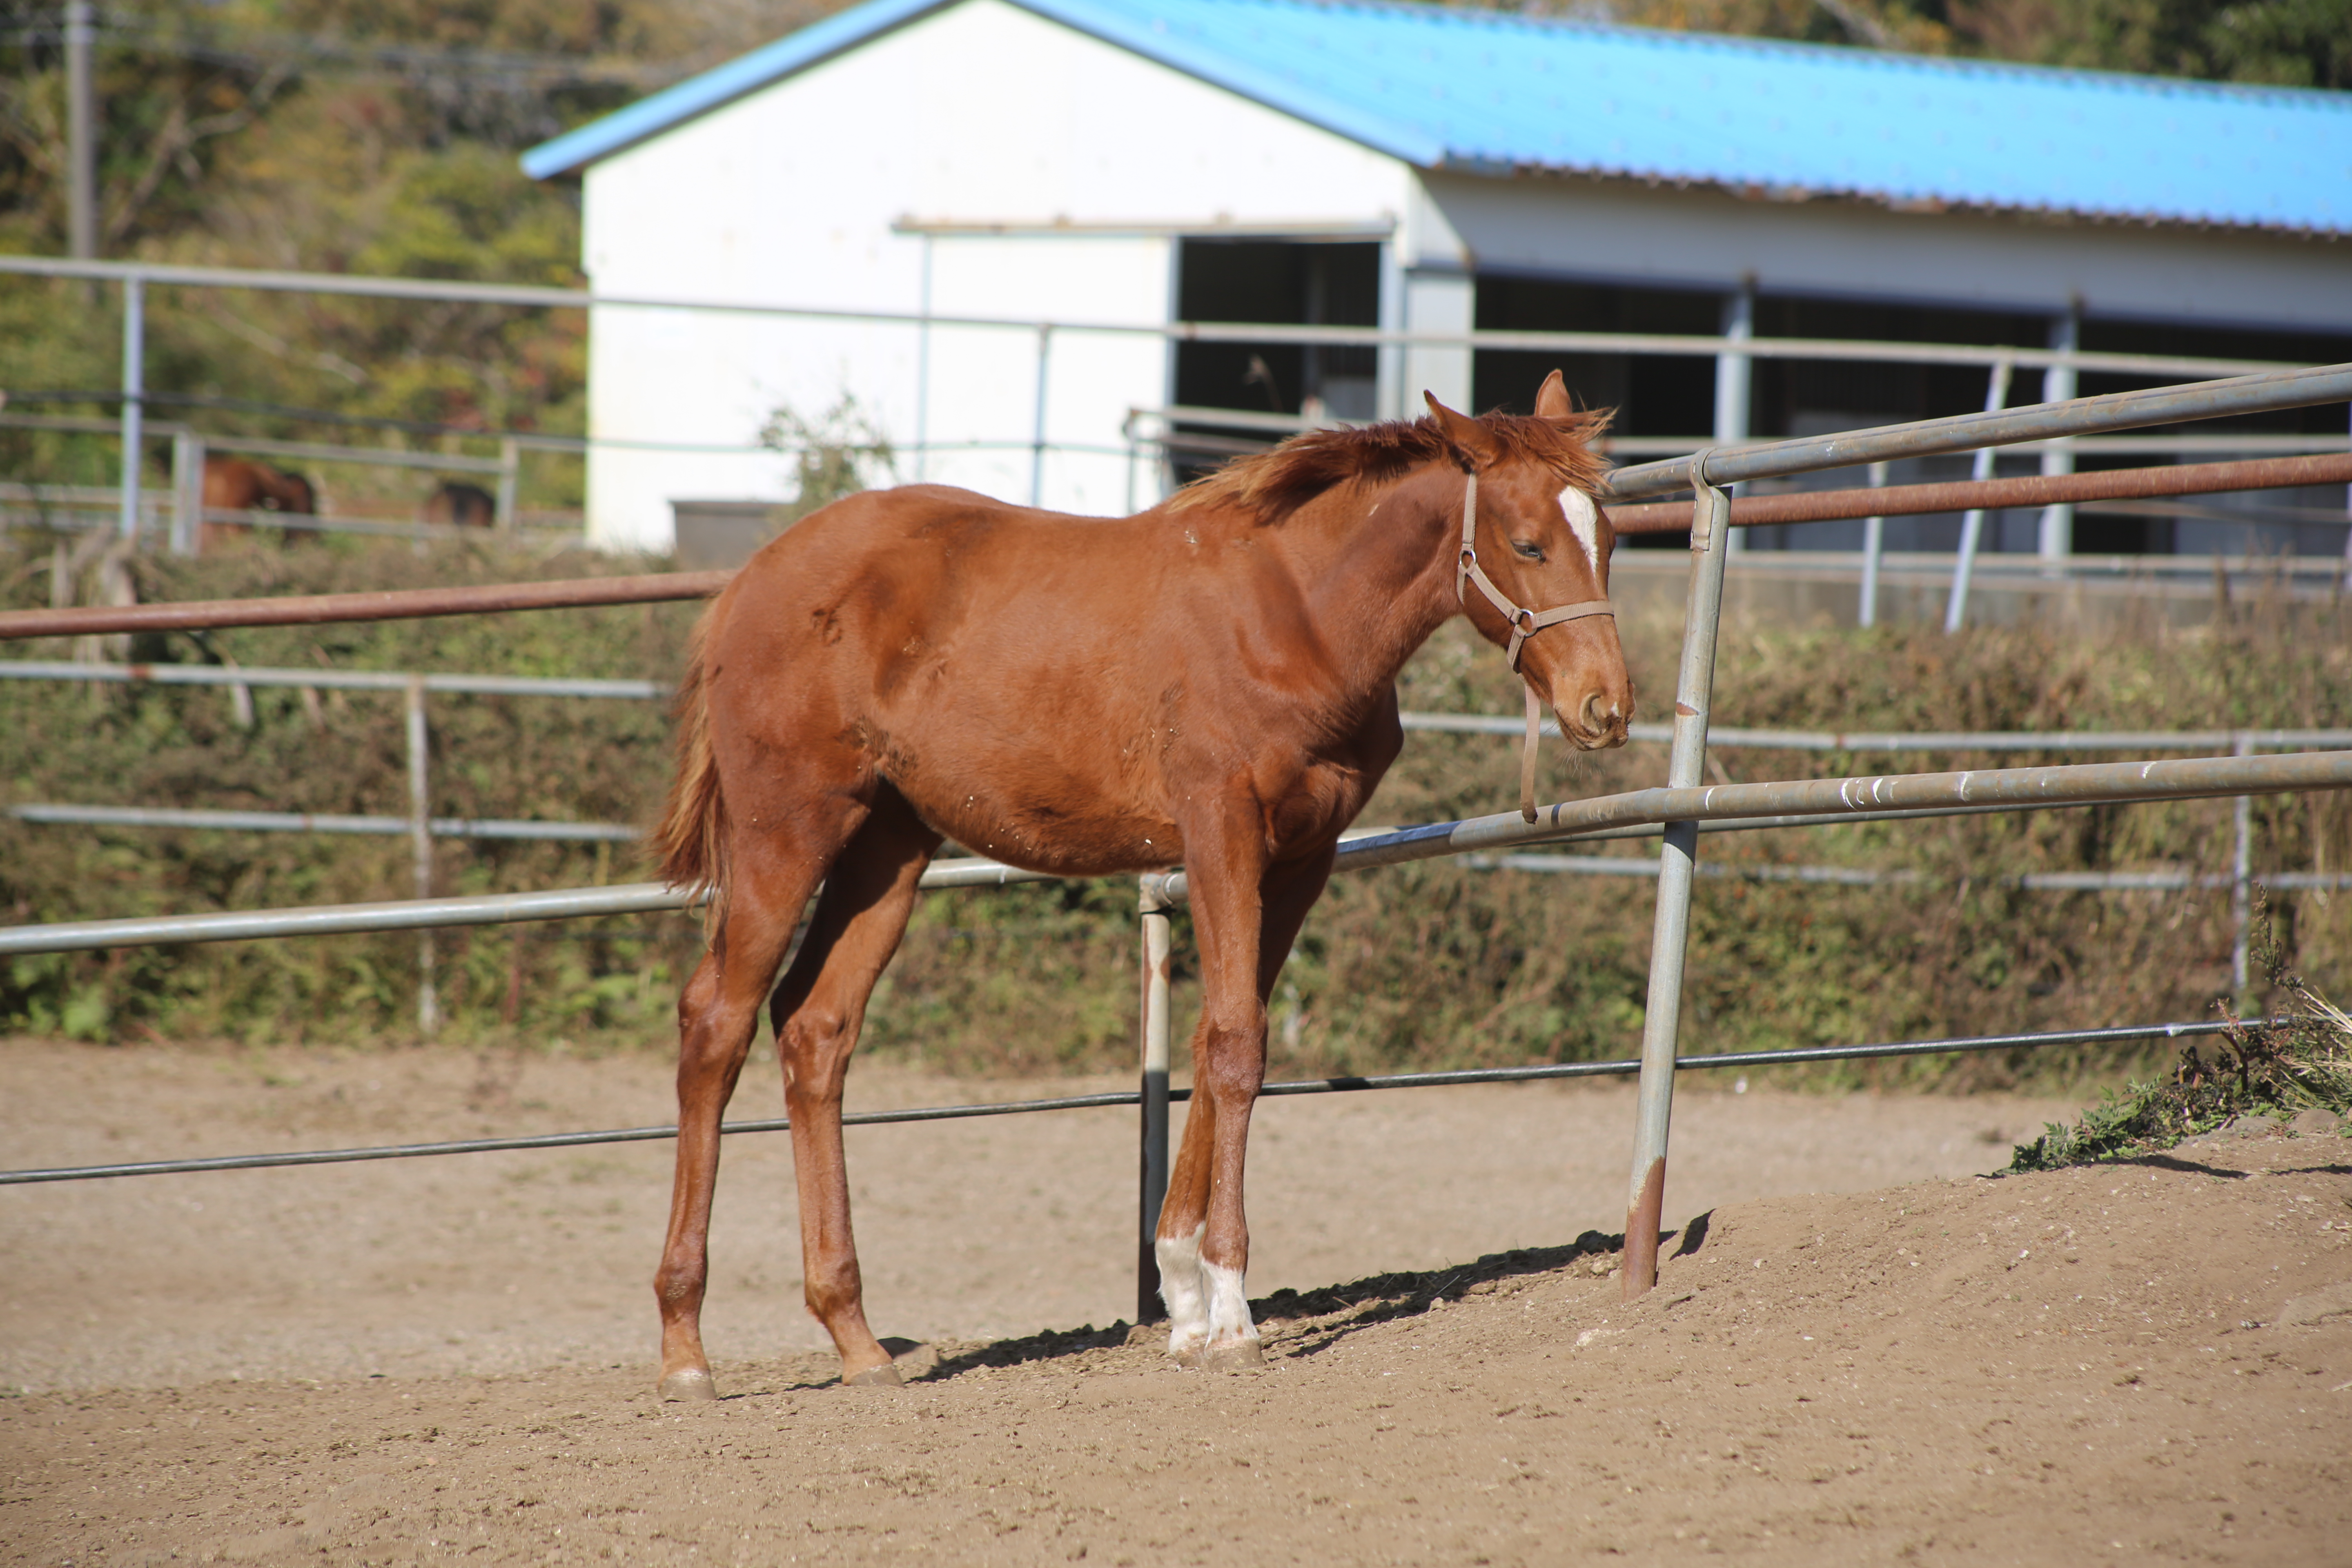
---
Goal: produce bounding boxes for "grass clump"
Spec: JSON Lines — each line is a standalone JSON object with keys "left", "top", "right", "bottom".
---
{"left": 2009, "top": 899, "right": 2352, "bottom": 1171}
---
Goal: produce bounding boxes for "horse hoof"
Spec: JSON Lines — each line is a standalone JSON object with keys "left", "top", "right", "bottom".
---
{"left": 844, "top": 1362, "right": 904, "bottom": 1388}
{"left": 1201, "top": 1338, "right": 1264, "bottom": 1373}
{"left": 658, "top": 1368, "right": 718, "bottom": 1402}
{"left": 1165, "top": 1332, "right": 1207, "bottom": 1370}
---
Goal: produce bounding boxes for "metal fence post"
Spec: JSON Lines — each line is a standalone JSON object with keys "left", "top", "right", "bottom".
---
{"left": 170, "top": 431, "right": 205, "bottom": 557}
{"left": 1136, "top": 875, "right": 1173, "bottom": 1323}
{"left": 1944, "top": 358, "right": 2014, "bottom": 633}
{"left": 1858, "top": 460, "right": 1888, "bottom": 628}
{"left": 65, "top": 1, "right": 97, "bottom": 264}
{"left": 118, "top": 275, "right": 145, "bottom": 542}
{"left": 1030, "top": 323, "right": 1054, "bottom": 509}
{"left": 2232, "top": 731, "right": 2254, "bottom": 1004}
{"left": 1714, "top": 280, "right": 1753, "bottom": 557}
{"left": 405, "top": 675, "right": 440, "bottom": 1038}
{"left": 2038, "top": 308, "right": 2079, "bottom": 571}
{"left": 494, "top": 437, "right": 519, "bottom": 533}
{"left": 1622, "top": 452, "right": 1733, "bottom": 1298}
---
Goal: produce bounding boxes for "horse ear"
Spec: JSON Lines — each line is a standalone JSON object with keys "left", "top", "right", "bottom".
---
{"left": 1422, "top": 390, "right": 1499, "bottom": 467}
{"left": 1533, "top": 370, "right": 1572, "bottom": 420}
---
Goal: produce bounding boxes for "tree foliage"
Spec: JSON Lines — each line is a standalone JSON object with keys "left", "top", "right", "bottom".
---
{"left": 1513, "top": 0, "right": 2351, "bottom": 87}
{"left": 0, "top": 1, "right": 840, "bottom": 504}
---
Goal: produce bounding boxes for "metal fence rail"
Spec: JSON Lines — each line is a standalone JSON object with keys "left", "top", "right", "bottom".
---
{"left": 7, "top": 803, "right": 639, "bottom": 843}
{"left": 0, "top": 254, "right": 2301, "bottom": 380}
{"left": 0, "top": 1017, "right": 2247, "bottom": 1188}
{"left": 11, "top": 655, "right": 2348, "bottom": 755}
{"left": 5, "top": 251, "right": 2343, "bottom": 585}
{"left": 1604, "top": 452, "right": 2352, "bottom": 533}
{"left": 1604, "top": 366, "right": 2352, "bottom": 499}
{"left": 8, "top": 751, "right": 2342, "bottom": 957}
{"left": 0, "top": 658, "right": 665, "bottom": 699}
{"left": 1297, "top": 750, "right": 2352, "bottom": 884}
{"left": 1469, "top": 851, "right": 2352, "bottom": 893}
{"left": 0, "top": 570, "right": 734, "bottom": 641}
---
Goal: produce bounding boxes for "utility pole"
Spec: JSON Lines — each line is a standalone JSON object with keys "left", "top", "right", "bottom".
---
{"left": 65, "top": 0, "right": 98, "bottom": 259}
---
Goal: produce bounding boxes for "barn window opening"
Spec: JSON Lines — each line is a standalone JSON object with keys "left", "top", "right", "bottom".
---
{"left": 1741, "top": 296, "right": 2052, "bottom": 555}
{"left": 1472, "top": 276, "right": 1718, "bottom": 550}
{"left": 1168, "top": 239, "right": 1381, "bottom": 483}
{"left": 2067, "top": 315, "right": 2352, "bottom": 559}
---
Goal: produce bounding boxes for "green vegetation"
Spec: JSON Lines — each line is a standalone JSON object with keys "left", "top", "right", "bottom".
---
{"left": 1568, "top": 0, "right": 2350, "bottom": 88}
{"left": 7, "top": 537, "right": 2348, "bottom": 1089}
{"left": 0, "top": 1, "right": 819, "bottom": 508}
{"left": 2008, "top": 902, "right": 2352, "bottom": 1169}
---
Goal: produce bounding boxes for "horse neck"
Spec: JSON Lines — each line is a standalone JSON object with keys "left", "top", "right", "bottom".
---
{"left": 1283, "top": 462, "right": 1464, "bottom": 693}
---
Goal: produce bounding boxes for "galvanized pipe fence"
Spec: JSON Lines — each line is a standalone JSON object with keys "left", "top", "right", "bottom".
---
{"left": 4, "top": 361, "right": 2352, "bottom": 1321}
{"left": 6, "top": 649, "right": 2343, "bottom": 1018}
{"left": 5, "top": 253, "right": 2345, "bottom": 588}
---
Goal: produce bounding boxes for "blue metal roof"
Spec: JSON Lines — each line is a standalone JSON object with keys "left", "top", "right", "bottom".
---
{"left": 521, "top": 0, "right": 2352, "bottom": 234}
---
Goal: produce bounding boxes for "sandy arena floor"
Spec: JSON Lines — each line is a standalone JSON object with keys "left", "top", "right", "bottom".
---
{"left": 3, "top": 1039, "right": 2348, "bottom": 1565}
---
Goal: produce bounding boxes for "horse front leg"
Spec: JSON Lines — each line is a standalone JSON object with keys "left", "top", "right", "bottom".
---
{"left": 655, "top": 843, "right": 826, "bottom": 1401}
{"left": 1157, "top": 826, "right": 1332, "bottom": 1371}
{"left": 773, "top": 793, "right": 938, "bottom": 1386}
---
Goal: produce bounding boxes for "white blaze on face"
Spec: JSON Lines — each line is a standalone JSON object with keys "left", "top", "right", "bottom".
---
{"left": 1559, "top": 485, "right": 1602, "bottom": 573}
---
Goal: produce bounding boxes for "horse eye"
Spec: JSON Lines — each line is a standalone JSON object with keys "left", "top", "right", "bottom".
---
{"left": 1512, "top": 540, "right": 1545, "bottom": 562}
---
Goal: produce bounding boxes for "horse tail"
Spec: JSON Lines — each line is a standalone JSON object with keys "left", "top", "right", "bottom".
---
{"left": 655, "top": 606, "right": 731, "bottom": 938}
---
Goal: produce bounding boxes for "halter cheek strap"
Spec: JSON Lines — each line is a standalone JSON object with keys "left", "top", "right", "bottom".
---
{"left": 1454, "top": 470, "right": 1617, "bottom": 822}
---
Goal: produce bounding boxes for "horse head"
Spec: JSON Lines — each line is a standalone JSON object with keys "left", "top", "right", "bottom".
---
{"left": 263, "top": 470, "right": 318, "bottom": 517}
{"left": 1424, "top": 372, "right": 1632, "bottom": 751}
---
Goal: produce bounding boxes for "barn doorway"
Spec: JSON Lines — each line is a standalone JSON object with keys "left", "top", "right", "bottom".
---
{"left": 1167, "top": 239, "right": 1381, "bottom": 483}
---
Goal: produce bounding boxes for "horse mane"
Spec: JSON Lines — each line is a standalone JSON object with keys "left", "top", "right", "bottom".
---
{"left": 1167, "top": 408, "right": 1614, "bottom": 526}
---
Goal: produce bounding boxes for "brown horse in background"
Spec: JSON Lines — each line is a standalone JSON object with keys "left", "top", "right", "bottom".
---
{"left": 200, "top": 457, "right": 317, "bottom": 550}
{"left": 422, "top": 481, "right": 496, "bottom": 530}
{"left": 649, "top": 374, "right": 1633, "bottom": 1397}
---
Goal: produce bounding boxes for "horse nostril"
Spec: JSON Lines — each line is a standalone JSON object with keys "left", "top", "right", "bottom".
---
{"left": 1580, "top": 693, "right": 1609, "bottom": 733}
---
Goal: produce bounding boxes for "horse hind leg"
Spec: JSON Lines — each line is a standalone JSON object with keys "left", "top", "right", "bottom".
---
{"left": 653, "top": 828, "right": 836, "bottom": 1402}
{"left": 771, "top": 789, "right": 939, "bottom": 1386}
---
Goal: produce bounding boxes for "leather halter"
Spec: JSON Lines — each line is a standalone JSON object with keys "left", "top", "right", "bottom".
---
{"left": 1453, "top": 469, "right": 1617, "bottom": 821}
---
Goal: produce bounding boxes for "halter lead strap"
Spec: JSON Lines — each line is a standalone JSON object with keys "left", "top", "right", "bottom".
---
{"left": 1453, "top": 469, "right": 1617, "bottom": 822}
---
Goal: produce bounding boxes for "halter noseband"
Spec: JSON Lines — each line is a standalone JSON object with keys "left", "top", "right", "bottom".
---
{"left": 1454, "top": 468, "right": 1617, "bottom": 821}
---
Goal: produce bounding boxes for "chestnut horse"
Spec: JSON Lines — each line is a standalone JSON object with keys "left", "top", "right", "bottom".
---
{"left": 650, "top": 374, "right": 1633, "bottom": 1397}
{"left": 200, "top": 456, "right": 317, "bottom": 550}
{"left": 422, "top": 481, "right": 496, "bottom": 530}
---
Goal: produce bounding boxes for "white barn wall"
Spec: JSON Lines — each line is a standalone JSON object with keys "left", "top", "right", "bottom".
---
{"left": 920, "top": 235, "right": 1169, "bottom": 516}
{"left": 577, "top": 0, "right": 1415, "bottom": 550}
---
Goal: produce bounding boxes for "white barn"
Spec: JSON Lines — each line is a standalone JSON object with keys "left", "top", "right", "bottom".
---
{"left": 523, "top": 0, "right": 2352, "bottom": 558}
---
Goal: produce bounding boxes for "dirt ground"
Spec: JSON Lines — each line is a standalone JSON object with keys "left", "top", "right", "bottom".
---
{"left": 4, "top": 1039, "right": 2350, "bottom": 1565}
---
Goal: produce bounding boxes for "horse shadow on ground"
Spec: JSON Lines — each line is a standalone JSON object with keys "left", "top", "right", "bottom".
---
{"left": 915, "top": 1220, "right": 1709, "bottom": 1383}
{"left": 2114, "top": 1150, "right": 2352, "bottom": 1180}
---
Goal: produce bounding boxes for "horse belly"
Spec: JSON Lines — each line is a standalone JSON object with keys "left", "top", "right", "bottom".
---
{"left": 895, "top": 728, "right": 1181, "bottom": 877}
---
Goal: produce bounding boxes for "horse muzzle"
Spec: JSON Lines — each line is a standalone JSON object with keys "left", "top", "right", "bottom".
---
{"left": 1563, "top": 691, "right": 1630, "bottom": 752}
